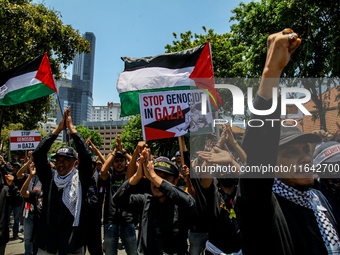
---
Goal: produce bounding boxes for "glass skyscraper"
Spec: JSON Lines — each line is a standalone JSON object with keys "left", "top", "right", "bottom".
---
{"left": 71, "top": 32, "right": 96, "bottom": 126}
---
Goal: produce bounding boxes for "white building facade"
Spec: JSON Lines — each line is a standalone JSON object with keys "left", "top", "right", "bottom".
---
{"left": 91, "top": 102, "right": 130, "bottom": 122}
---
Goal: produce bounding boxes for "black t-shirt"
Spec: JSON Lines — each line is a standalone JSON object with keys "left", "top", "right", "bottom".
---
{"left": 14, "top": 172, "right": 28, "bottom": 190}
{"left": 103, "top": 173, "right": 134, "bottom": 224}
{"left": 188, "top": 177, "right": 209, "bottom": 233}
{"left": 113, "top": 179, "right": 196, "bottom": 255}
{"left": 9, "top": 173, "right": 27, "bottom": 206}
{"left": 176, "top": 178, "right": 187, "bottom": 191}
{"left": 27, "top": 190, "right": 43, "bottom": 241}
{"left": 27, "top": 190, "right": 43, "bottom": 214}
{"left": 205, "top": 182, "right": 241, "bottom": 253}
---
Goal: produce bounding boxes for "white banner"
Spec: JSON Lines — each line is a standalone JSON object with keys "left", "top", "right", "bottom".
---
{"left": 139, "top": 90, "right": 214, "bottom": 141}
{"left": 10, "top": 130, "right": 41, "bottom": 151}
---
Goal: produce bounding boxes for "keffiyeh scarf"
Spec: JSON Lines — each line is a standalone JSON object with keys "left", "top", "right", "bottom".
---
{"left": 273, "top": 179, "right": 340, "bottom": 254}
{"left": 24, "top": 175, "right": 42, "bottom": 218}
{"left": 54, "top": 168, "right": 82, "bottom": 226}
{"left": 205, "top": 240, "right": 242, "bottom": 255}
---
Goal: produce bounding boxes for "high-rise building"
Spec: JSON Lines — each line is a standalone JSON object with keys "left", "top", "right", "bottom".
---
{"left": 41, "top": 118, "right": 64, "bottom": 143}
{"left": 91, "top": 102, "right": 130, "bottom": 122}
{"left": 82, "top": 120, "right": 128, "bottom": 156}
{"left": 72, "top": 32, "right": 96, "bottom": 125}
{"left": 55, "top": 78, "right": 80, "bottom": 124}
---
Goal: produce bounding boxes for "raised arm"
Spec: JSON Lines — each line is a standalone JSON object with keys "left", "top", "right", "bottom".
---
{"left": 110, "top": 155, "right": 147, "bottom": 215}
{"left": 197, "top": 130, "right": 240, "bottom": 189}
{"left": 20, "top": 163, "right": 35, "bottom": 198}
{"left": 16, "top": 157, "right": 33, "bottom": 179}
{"left": 181, "top": 165, "right": 196, "bottom": 200}
{"left": 225, "top": 124, "right": 247, "bottom": 164}
{"left": 242, "top": 30, "right": 300, "bottom": 167}
{"left": 86, "top": 136, "right": 106, "bottom": 164}
{"left": 65, "top": 107, "right": 93, "bottom": 187}
{"left": 126, "top": 141, "right": 147, "bottom": 179}
{"left": 235, "top": 29, "right": 301, "bottom": 255}
{"left": 116, "top": 135, "right": 132, "bottom": 162}
{"left": 141, "top": 149, "right": 195, "bottom": 215}
{"left": 33, "top": 108, "right": 68, "bottom": 185}
{"left": 100, "top": 148, "right": 116, "bottom": 181}
{"left": 258, "top": 31, "right": 301, "bottom": 99}
{"left": 4, "top": 174, "right": 22, "bottom": 205}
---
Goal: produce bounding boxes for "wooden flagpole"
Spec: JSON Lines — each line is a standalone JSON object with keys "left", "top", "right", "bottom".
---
{"left": 178, "top": 136, "right": 185, "bottom": 167}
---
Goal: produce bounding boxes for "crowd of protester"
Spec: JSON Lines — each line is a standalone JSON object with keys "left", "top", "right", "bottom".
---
{"left": 1, "top": 30, "right": 340, "bottom": 255}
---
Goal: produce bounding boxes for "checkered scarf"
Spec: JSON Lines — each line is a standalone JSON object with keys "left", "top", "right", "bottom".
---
{"left": 273, "top": 179, "right": 340, "bottom": 254}
{"left": 28, "top": 175, "right": 41, "bottom": 192}
{"left": 54, "top": 168, "right": 82, "bottom": 226}
{"left": 24, "top": 175, "right": 42, "bottom": 218}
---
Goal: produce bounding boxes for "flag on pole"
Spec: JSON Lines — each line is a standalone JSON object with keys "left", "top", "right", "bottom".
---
{"left": 116, "top": 43, "right": 221, "bottom": 117}
{"left": 0, "top": 53, "right": 57, "bottom": 106}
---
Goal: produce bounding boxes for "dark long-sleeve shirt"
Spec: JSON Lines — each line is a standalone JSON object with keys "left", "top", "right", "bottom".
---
{"left": 0, "top": 166, "right": 22, "bottom": 246}
{"left": 113, "top": 178, "right": 196, "bottom": 255}
{"left": 33, "top": 132, "right": 93, "bottom": 255}
{"left": 235, "top": 95, "right": 336, "bottom": 255}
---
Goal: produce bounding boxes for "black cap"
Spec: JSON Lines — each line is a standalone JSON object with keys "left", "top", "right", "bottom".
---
{"left": 279, "top": 124, "right": 321, "bottom": 146}
{"left": 53, "top": 147, "right": 78, "bottom": 160}
{"left": 154, "top": 159, "right": 179, "bottom": 179}
{"left": 314, "top": 141, "right": 340, "bottom": 165}
{"left": 115, "top": 151, "right": 126, "bottom": 158}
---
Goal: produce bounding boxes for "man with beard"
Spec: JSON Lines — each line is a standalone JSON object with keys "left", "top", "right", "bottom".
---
{"left": 100, "top": 138, "right": 137, "bottom": 255}
{"left": 33, "top": 107, "right": 93, "bottom": 255}
{"left": 235, "top": 30, "right": 340, "bottom": 254}
{"left": 113, "top": 149, "right": 196, "bottom": 255}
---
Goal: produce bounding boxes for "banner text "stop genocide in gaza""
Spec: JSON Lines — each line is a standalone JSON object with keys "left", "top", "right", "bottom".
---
{"left": 142, "top": 92, "right": 202, "bottom": 121}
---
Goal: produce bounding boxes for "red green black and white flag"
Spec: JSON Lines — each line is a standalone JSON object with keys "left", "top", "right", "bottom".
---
{"left": 116, "top": 43, "right": 221, "bottom": 117}
{"left": 0, "top": 53, "right": 57, "bottom": 106}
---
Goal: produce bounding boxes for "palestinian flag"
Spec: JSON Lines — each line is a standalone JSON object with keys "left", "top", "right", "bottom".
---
{"left": 116, "top": 43, "right": 221, "bottom": 117}
{"left": 0, "top": 53, "right": 57, "bottom": 106}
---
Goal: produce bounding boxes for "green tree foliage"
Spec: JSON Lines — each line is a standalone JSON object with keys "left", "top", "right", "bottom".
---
{"left": 1, "top": 96, "right": 55, "bottom": 130}
{"left": 0, "top": 0, "right": 90, "bottom": 131}
{"left": 115, "top": 28, "right": 244, "bottom": 156}
{"left": 165, "top": 26, "right": 249, "bottom": 118}
{"left": 48, "top": 141, "right": 66, "bottom": 155}
{"left": 73, "top": 125, "right": 103, "bottom": 151}
{"left": 1, "top": 123, "right": 47, "bottom": 159}
{"left": 111, "top": 115, "right": 189, "bottom": 158}
{"left": 230, "top": 0, "right": 340, "bottom": 130}
{"left": 111, "top": 115, "right": 143, "bottom": 154}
